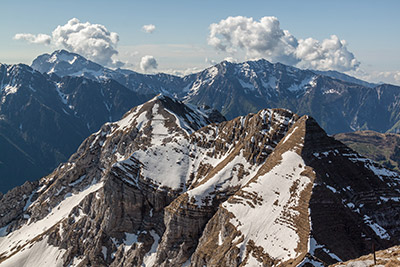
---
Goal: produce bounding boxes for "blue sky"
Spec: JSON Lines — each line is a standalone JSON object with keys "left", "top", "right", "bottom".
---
{"left": 1, "top": 0, "right": 400, "bottom": 84}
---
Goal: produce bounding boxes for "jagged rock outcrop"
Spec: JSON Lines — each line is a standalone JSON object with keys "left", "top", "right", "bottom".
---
{"left": 1, "top": 96, "right": 400, "bottom": 267}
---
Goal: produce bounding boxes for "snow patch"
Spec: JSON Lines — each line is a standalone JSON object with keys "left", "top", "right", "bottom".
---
{"left": 281, "top": 126, "right": 298, "bottom": 144}
{"left": 224, "top": 150, "right": 312, "bottom": 264}
{"left": 142, "top": 230, "right": 160, "bottom": 267}
{"left": 363, "top": 215, "right": 390, "bottom": 240}
{"left": 0, "top": 181, "right": 103, "bottom": 258}
{"left": 0, "top": 236, "right": 65, "bottom": 267}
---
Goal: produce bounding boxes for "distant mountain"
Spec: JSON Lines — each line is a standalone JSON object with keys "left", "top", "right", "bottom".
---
{"left": 31, "top": 50, "right": 400, "bottom": 135}
{"left": 31, "top": 49, "right": 109, "bottom": 79}
{"left": 182, "top": 60, "right": 400, "bottom": 134}
{"left": 1, "top": 97, "right": 400, "bottom": 266}
{"left": 0, "top": 63, "right": 151, "bottom": 193}
{"left": 182, "top": 60, "right": 317, "bottom": 121}
{"left": 32, "top": 50, "right": 193, "bottom": 97}
{"left": 335, "top": 130, "right": 400, "bottom": 172}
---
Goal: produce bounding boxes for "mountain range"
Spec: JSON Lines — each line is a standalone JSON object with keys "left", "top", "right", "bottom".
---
{"left": 1, "top": 95, "right": 400, "bottom": 266}
{"left": 0, "top": 62, "right": 152, "bottom": 192}
{"left": 2, "top": 49, "right": 400, "bottom": 193}
{"left": 32, "top": 50, "right": 400, "bottom": 135}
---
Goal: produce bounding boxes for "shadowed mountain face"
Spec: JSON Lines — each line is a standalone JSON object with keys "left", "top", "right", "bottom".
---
{"left": 0, "top": 63, "right": 152, "bottom": 192}
{"left": 1, "top": 96, "right": 400, "bottom": 266}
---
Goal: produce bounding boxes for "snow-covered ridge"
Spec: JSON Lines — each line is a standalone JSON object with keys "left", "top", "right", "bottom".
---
{"left": 88, "top": 94, "right": 221, "bottom": 190}
{"left": 48, "top": 51, "right": 77, "bottom": 64}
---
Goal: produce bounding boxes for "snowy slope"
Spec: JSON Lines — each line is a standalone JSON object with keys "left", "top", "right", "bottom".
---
{"left": 223, "top": 150, "right": 311, "bottom": 264}
{"left": 0, "top": 181, "right": 103, "bottom": 266}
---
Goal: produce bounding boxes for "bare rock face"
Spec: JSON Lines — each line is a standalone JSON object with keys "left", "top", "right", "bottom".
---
{"left": 330, "top": 245, "right": 400, "bottom": 266}
{"left": 2, "top": 95, "right": 400, "bottom": 267}
{"left": 153, "top": 108, "right": 299, "bottom": 266}
{"left": 0, "top": 180, "right": 38, "bottom": 231}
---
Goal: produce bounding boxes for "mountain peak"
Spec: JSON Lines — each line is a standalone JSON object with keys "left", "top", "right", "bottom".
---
{"left": 116, "top": 94, "right": 224, "bottom": 138}
{"left": 31, "top": 49, "right": 104, "bottom": 78}
{"left": 47, "top": 49, "right": 84, "bottom": 64}
{"left": 188, "top": 113, "right": 400, "bottom": 266}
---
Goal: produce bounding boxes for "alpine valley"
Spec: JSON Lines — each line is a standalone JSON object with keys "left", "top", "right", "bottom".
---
{"left": 1, "top": 50, "right": 400, "bottom": 266}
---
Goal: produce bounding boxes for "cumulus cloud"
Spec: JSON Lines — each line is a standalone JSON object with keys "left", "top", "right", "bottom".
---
{"left": 377, "top": 71, "right": 400, "bottom": 85}
{"left": 142, "top": 24, "right": 156, "bottom": 34}
{"left": 208, "top": 16, "right": 359, "bottom": 72}
{"left": 140, "top": 55, "right": 158, "bottom": 72}
{"left": 295, "top": 35, "right": 359, "bottom": 72}
{"left": 14, "top": 18, "right": 122, "bottom": 67}
{"left": 51, "top": 18, "right": 120, "bottom": 66}
{"left": 13, "top": 33, "right": 51, "bottom": 45}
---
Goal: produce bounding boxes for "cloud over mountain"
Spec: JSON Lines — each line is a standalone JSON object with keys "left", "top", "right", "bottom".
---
{"left": 208, "top": 16, "right": 360, "bottom": 72}
{"left": 363, "top": 70, "right": 400, "bottom": 85}
{"left": 14, "top": 18, "right": 122, "bottom": 67}
{"left": 140, "top": 55, "right": 158, "bottom": 72}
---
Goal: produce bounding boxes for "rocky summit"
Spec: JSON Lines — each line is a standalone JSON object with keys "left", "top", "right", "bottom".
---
{"left": 1, "top": 96, "right": 400, "bottom": 266}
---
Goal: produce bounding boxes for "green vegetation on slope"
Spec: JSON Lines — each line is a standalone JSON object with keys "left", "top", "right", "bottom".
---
{"left": 335, "top": 130, "right": 400, "bottom": 172}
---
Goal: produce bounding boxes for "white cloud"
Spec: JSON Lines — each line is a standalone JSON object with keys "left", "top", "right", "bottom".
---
{"left": 162, "top": 67, "right": 202, "bottom": 77}
{"left": 14, "top": 18, "right": 122, "bottom": 67}
{"left": 357, "top": 70, "right": 400, "bottom": 86}
{"left": 295, "top": 35, "right": 359, "bottom": 72}
{"left": 224, "top": 57, "right": 237, "bottom": 63}
{"left": 51, "top": 18, "right": 120, "bottom": 66}
{"left": 377, "top": 71, "right": 400, "bottom": 85}
{"left": 140, "top": 55, "right": 158, "bottom": 72}
{"left": 142, "top": 24, "right": 156, "bottom": 34}
{"left": 205, "top": 57, "right": 217, "bottom": 65}
{"left": 13, "top": 33, "right": 51, "bottom": 45}
{"left": 208, "top": 16, "right": 360, "bottom": 72}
